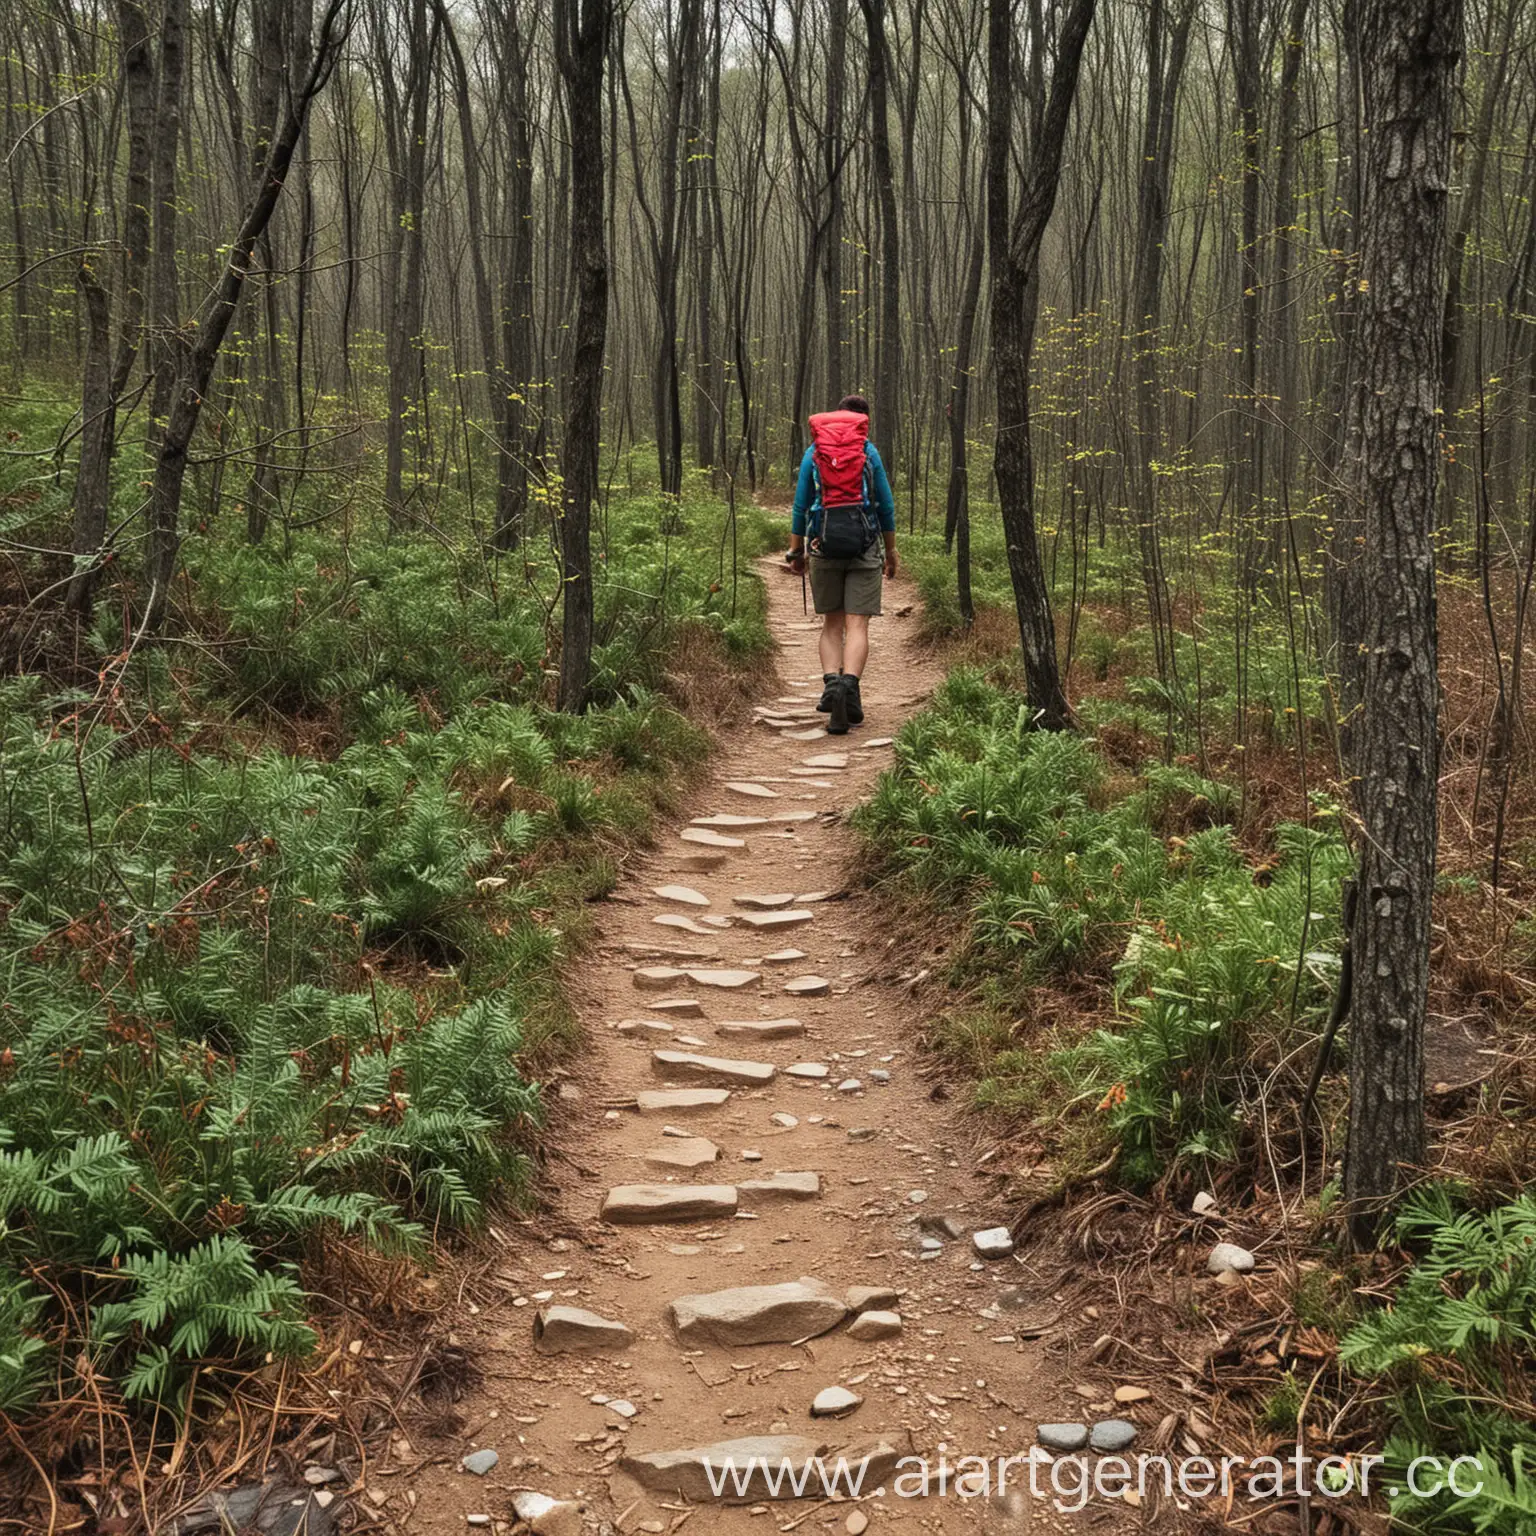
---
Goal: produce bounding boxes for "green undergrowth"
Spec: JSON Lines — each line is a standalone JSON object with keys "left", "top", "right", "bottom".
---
{"left": 1338, "top": 1187, "right": 1536, "bottom": 1533}
{"left": 0, "top": 466, "right": 777, "bottom": 1415}
{"left": 852, "top": 667, "right": 1349, "bottom": 1187}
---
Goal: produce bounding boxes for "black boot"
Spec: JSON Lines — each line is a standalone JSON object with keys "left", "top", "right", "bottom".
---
{"left": 816, "top": 672, "right": 841, "bottom": 713}
{"left": 844, "top": 674, "right": 864, "bottom": 726}
{"left": 825, "top": 676, "right": 851, "bottom": 735}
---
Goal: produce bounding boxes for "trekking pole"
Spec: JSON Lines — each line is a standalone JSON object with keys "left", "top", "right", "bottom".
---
{"left": 801, "top": 563, "right": 807, "bottom": 614}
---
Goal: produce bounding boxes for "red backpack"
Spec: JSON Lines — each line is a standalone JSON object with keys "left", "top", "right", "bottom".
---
{"left": 808, "top": 410, "right": 870, "bottom": 506}
{"left": 807, "top": 410, "right": 876, "bottom": 558}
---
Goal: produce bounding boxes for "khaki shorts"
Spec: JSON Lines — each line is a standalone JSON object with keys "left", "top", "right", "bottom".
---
{"left": 808, "top": 546, "right": 884, "bottom": 616}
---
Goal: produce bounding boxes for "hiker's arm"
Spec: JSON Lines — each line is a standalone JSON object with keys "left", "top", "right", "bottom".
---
{"left": 788, "top": 450, "right": 814, "bottom": 568}
{"left": 868, "top": 446, "right": 898, "bottom": 576}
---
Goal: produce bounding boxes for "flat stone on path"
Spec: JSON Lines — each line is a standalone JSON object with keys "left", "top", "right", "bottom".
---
{"left": 653, "top": 913, "right": 717, "bottom": 935}
{"left": 620, "top": 1437, "right": 825, "bottom": 1502}
{"left": 686, "top": 968, "right": 762, "bottom": 989}
{"left": 733, "top": 893, "right": 797, "bottom": 909}
{"left": 643, "top": 1137, "right": 721, "bottom": 1169}
{"left": 633, "top": 966, "right": 689, "bottom": 990}
{"left": 670, "top": 1277, "right": 847, "bottom": 1346}
{"left": 803, "top": 753, "right": 848, "bottom": 768}
{"left": 681, "top": 827, "right": 745, "bottom": 848}
{"left": 649, "top": 998, "right": 706, "bottom": 1017}
{"left": 785, "top": 1062, "right": 829, "bottom": 1079}
{"left": 651, "top": 1049, "right": 775, "bottom": 1086}
{"left": 653, "top": 884, "right": 710, "bottom": 906}
{"left": 845, "top": 1310, "right": 902, "bottom": 1341}
{"left": 811, "top": 1386, "right": 862, "bottom": 1418}
{"left": 846, "top": 1285, "right": 899, "bottom": 1311}
{"left": 620, "top": 941, "right": 717, "bottom": 962}
{"left": 461, "top": 1448, "right": 499, "bottom": 1476}
{"left": 781, "top": 727, "right": 827, "bottom": 741}
{"left": 533, "top": 1305, "right": 632, "bottom": 1354}
{"left": 762, "top": 949, "right": 808, "bottom": 965}
{"left": 768, "top": 811, "right": 818, "bottom": 823}
{"left": 725, "top": 782, "right": 779, "bottom": 798}
{"left": 616, "top": 1018, "right": 673, "bottom": 1036}
{"left": 973, "top": 1226, "right": 1016, "bottom": 1259}
{"left": 715, "top": 1018, "right": 805, "bottom": 1040}
{"left": 738, "top": 1171, "right": 821, "bottom": 1202}
{"left": 784, "top": 975, "right": 831, "bottom": 997}
{"left": 692, "top": 814, "right": 771, "bottom": 828}
{"left": 734, "top": 909, "right": 814, "bottom": 930}
{"left": 634, "top": 1088, "right": 730, "bottom": 1114}
{"left": 601, "top": 1184, "right": 738, "bottom": 1224}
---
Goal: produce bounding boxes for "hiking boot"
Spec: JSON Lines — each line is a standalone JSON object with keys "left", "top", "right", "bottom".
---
{"left": 825, "top": 676, "right": 852, "bottom": 735}
{"left": 844, "top": 675, "right": 864, "bottom": 726}
{"left": 816, "top": 672, "right": 841, "bottom": 713}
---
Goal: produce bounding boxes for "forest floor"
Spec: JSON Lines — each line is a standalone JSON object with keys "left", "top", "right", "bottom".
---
{"left": 389, "top": 559, "right": 1147, "bottom": 1535}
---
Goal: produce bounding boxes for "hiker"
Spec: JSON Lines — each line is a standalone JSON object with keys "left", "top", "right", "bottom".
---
{"left": 786, "top": 394, "right": 899, "bottom": 735}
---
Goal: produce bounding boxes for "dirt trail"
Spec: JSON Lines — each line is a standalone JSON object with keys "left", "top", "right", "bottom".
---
{"left": 402, "top": 562, "right": 1136, "bottom": 1536}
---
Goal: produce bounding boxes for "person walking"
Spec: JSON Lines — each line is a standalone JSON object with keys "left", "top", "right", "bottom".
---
{"left": 786, "top": 394, "right": 899, "bottom": 735}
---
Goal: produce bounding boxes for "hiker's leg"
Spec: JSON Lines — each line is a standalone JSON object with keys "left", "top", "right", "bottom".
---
{"left": 842, "top": 614, "right": 871, "bottom": 678}
{"left": 819, "top": 612, "right": 846, "bottom": 674}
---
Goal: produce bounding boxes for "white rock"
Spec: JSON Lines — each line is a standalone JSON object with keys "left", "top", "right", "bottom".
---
{"left": 1192, "top": 1191, "right": 1219, "bottom": 1216}
{"left": 811, "top": 1386, "right": 862, "bottom": 1418}
{"left": 972, "top": 1227, "right": 1015, "bottom": 1260}
{"left": 1207, "top": 1242, "right": 1255, "bottom": 1275}
{"left": 653, "top": 884, "right": 710, "bottom": 906}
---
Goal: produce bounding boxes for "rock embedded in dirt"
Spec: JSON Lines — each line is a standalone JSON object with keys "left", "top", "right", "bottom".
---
{"left": 845, "top": 1310, "right": 902, "bottom": 1342}
{"left": 1036, "top": 1423, "right": 1089, "bottom": 1452}
{"left": 781, "top": 727, "right": 827, "bottom": 741}
{"left": 726, "top": 782, "right": 780, "bottom": 798}
{"left": 846, "top": 1512, "right": 869, "bottom": 1535}
{"left": 532, "top": 1305, "right": 632, "bottom": 1354}
{"left": 783, "top": 976, "right": 831, "bottom": 997}
{"left": 693, "top": 813, "right": 771, "bottom": 828}
{"left": 715, "top": 1018, "right": 805, "bottom": 1040}
{"left": 674, "top": 851, "right": 729, "bottom": 872}
{"left": 803, "top": 753, "right": 848, "bottom": 768}
{"left": 811, "top": 1386, "right": 862, "bottom": 1418}
{"left": 620, "top": 940, "right": 718, "bottom": 962}
{"left": 643, "top": 1137, "right": 721, "bottom": 1169}
{"left": 680, "top": 827, "right": 745, "bottom": 848}
{"left": 1207, "top": 1242, "right": 1255, "bottom": 1275}
{"left": 509, "top": 1491, "right": 583, "bottom": 1536}
{"left": 635, "top": 1088, "right": 731, "bottom": 1115}
{"left": 770, "top": 1112, "right": 799, "bottom": 1128}
{"left": 867, "top": 1069, "right": 890, "bottom": 1083}
{"left": 669, "top": 1277, "right": 848, "bottom": 1346}
{"left": 918, "top": 1214, "right": 966, "bottom": 1240}
{"left": 769, "top": 810, "right": 818, "bottom": 823}
{"left": 846, "top": 1127, "right": 878, "bottom": 1142}
{"left": 686, "top": 968, "right": 763, "bottom": 990}
{"left": 652, "top": 1049, "right": 775, "bottom": 1086}
{"left": 734, "top": 893, "right": 797, "bottom": 909}
{"left": 762, "top": 948, "right": 808, "bottom": 965}
{"left": 972, "top": 1226, "right": 1016, "bottom": 1259}
{"left": 1089, "top": 1420, "right": 1138, "bottom": 1452}
{"left": 735, "top": 909, "right": 815, "bottom": 930}
{"left": 620, "top": 1436, "right": 826, "bottom": 1501}
{"left": 601, "top": 1185, "right": 739, "bottom": 1223}
{"left": 836, "top": 1079, "right": 862, "bottom": 1094}
{"left": 785, "top": 1062, "right": 829, "bottom": 1079}
{"left": 653, "top": 884, "right": 710, "bottom": 906}
{"left": 649, "top": 998, "right": 707, "bottom": 1018}
{"left": 633, "top": 966, "right": 689, "bottom": 990}
{"left": 616, "top": 1018, "right": 674, "bottom": 1036}
{"left": 460, "top": 1448, "right": 499, "bottom": 1476}
{"left": 653, "top": 913, "right": 718, "bottom": 936}
{"left": 737, "top": 1171, "right": 821, "bottom": 1202}
{"left": 846, "top": 1285, "right": 899, "bottom": 1311}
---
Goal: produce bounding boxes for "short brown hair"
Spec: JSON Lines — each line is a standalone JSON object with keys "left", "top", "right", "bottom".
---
{"left": 837, "top": 393, "right": 870, "bottom": 415}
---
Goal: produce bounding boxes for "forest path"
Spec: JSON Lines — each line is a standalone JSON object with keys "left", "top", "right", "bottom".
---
{"left": 403, "top": 560, "right": 1131, "bottom": 1536}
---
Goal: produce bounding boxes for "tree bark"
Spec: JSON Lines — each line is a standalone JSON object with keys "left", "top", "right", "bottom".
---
{"left": 554, "top": 0, "right": 609, "bottom": 712}
{"left": 1339, "top": 0, "right": 1459, "bottom": 1248}
{"left": 987, "top": 0, "right": 1096, "bottom": 731}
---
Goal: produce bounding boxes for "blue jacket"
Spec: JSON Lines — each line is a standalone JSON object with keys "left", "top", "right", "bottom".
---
{"left": 791, "top": 442, "right": 896, "bottom": 536}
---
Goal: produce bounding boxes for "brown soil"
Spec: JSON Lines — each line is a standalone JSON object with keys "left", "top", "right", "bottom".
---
{"left": 393, "top": 561, "right": 1145, "bottom": 1534}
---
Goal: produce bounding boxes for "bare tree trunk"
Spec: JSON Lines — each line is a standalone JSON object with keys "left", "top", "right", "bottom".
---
{"left": 1339, "top": 0, "right": 1459, "bottom": 1248}
{"left": 554, "top": 0, "right": 609, "bottom": 712}
{"left": 68, "top": 0, "right": 155, "bottom": 618}
{"left": 987, "top": 0, "right": 1096, "bottom": 731}
{"left": 860, "top": 0, "right": 901, "bottom": 484}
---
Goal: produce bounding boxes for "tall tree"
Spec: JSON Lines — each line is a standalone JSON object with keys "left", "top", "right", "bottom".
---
{"left": 859, "top": 0, "right": 901, "bottom": 483}
{"left": 1339, "top": 0, "right": 1460, "bottom": 1247}
{"left": 987, "top": 0, "right": 1097, "bottom": 731}
{"left": 554, "top": 0, "right": 610, "bottom": 711}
